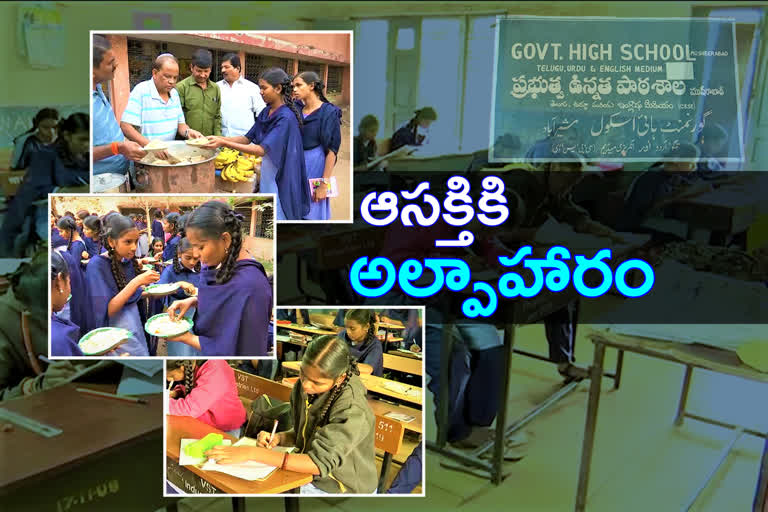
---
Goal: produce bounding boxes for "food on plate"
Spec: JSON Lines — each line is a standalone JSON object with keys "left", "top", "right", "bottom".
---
{"left": 79, "top": 328, "right": 131, "bottom": 354}
{"left": 185, "top": 137, "right": 210, "bottom": 146}
{"left": 145, "top": 314, "right": 192, "bottom": 337}
{"left": 144, "top": 283, "right": 180, "bottom": 295}
{"left": 143, "top": 140, "right": 168, "bottom": 150}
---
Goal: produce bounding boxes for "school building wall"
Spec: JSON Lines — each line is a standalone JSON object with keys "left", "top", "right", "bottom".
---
{"left": 103, "top": 32, "right": 350, "bottom": 123}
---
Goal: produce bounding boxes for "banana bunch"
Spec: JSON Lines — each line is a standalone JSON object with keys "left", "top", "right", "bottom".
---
{"left": 221, "top": 156, "right": 256, "bottom": 182}
{"left": 214, "top": 148, "right": 238, "bottom": 168}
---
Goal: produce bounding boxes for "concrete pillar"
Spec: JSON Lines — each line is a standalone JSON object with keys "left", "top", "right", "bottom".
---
{"left": 238, "top": 50, "right": 247, "bottom": 77}
{"left": 291, "top": 59, "right": 298, "bottom": 76}
{"left": 322, "top": 64, "right": 329, "bottom": 94}
{"left": 106, "top": 35, "right": 130, "bottom": 122}
{"left": 341, "top": 65, "right": 351, "bottom": 106}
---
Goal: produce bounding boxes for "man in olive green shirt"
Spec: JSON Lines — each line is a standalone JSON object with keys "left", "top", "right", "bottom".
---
{"left": 176, "top": 49, "right": 221, "bottom": 136}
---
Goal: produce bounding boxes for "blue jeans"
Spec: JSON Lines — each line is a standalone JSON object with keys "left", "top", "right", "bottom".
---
{"left": 385, "top": 441, "right": 422, "bottom": 493}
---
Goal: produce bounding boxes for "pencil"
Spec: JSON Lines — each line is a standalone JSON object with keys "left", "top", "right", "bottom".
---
{"left": 38, "top": 355, "right": 51, "bottom": 364}
{"left": 168, "top": 379, "right": 174, "bottom": 392}
{"left": 269, "top": 419, "right": 278, "bottom": 447}
{"left": 76, "top": 387, "right": 148, "bottom": 405}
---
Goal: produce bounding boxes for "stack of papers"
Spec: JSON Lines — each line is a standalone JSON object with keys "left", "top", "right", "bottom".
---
{"left": 382, "top": 381, "right": 422, "bottom": 400}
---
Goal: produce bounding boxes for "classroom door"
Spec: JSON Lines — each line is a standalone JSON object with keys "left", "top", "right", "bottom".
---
{"left": 387, "top": 18, "right": 421, "bottom": 135}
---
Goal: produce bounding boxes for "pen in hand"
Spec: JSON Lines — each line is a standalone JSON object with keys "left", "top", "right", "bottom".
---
{"left": 269, "top": 419, "right": 278, "bottom": 449}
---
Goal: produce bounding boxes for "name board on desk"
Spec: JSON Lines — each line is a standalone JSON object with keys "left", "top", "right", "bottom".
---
{"left": 234, "top": 370, "right": 292, "bottom": 402}
{"left": 166, "top": 458, "right": 222, "bottom": 495}
{"left": 491, "top": 16, "right": 743, "bottom": 163}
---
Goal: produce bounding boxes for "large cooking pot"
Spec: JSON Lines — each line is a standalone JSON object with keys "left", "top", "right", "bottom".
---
{"left": 134, "top": 140, "right": 217, "bottom": 193}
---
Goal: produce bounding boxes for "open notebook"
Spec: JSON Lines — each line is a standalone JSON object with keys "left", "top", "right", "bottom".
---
{"left": 184, "top": 437, "right": 295, "bottom": 481}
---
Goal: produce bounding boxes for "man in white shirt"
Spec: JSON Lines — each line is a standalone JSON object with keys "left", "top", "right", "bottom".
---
{"left": 217, "top": 53, "right": 266, "bottom": 136}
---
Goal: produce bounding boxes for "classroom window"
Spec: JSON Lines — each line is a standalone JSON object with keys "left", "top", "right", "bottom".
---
{"left": 461, "top": 16, "right": 497, "bottom": 153}
{"left": 417, "top": 18, "right": 463, "bottom": 154}
{"left": 396, "top": 28, "right": 415, "bottom": 50}
{"left": 353, "top": 19, "right": 388, "bottom": 137}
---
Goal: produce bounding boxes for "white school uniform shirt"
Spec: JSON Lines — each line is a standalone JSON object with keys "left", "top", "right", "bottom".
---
{"left": 217, "top": 76, "right": 266, "bottom": 137}
{"left": 121, "top": 79, "right": 185, "bottom": 141}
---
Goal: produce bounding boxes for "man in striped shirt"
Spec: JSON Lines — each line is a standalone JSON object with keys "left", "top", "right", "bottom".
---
{"left": 120, "top": 53, "right": 203, "bottom": 150}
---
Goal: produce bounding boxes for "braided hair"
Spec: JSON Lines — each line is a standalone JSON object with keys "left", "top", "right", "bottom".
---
{"left": 164, "top": 212, "right": 181, "bottom": 237}
{"left": 101, "top": 214, "right": 142, "bottom": 291}
{"left": 165, "top": 360, "right": 205, "bottom": 397}
{"left": 300, "top": 335, "right": 360, "bottom": 449}
{"left": 185, "top": 201, "right": 244, "bottom": 284}
{"left": 173, "top": 237, "right": 201, "bottom": 274}
{"left": 57, "top": 216, "right": 77, "bottom": 250}
{"left": 344, "top": 309, "right": 377, "bottom": 344}
{"left": 50, "top": 250, "right": 70, "bottom": 282}
{"left": 297, "top": 71, "right": 331, "bottom": 104}
{"left": 83, "top": 215, "right": 103, "bottom": 253}
{"left": 260, "top": 67, "right": 302, "bottom": 129}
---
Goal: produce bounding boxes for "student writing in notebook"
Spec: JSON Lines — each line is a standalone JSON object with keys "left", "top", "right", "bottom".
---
{"left": 205, "top": 335, "right": 377, "bottom": 494}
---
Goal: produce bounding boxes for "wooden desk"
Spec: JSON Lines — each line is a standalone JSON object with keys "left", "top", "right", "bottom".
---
{"left": 282, "top": 361, "right": 422, "bottom": 407}
{"left": 575, "top": 328, "right": 768, "bottom": 512}
{"left": 1, "top": 384, "right": 173, "bottom": 512}
{"left": 367, "top": 399, "right": 423, "bottom": 435}
{"left": 165, "top": 415, "right": 312, "bottom": 494}
{"left": 383, "top": 353, "right": 423, "bottom": 376}
{"left": 276, "top": 323, "right": 336, "bottom": 337}
{"left": 379, "top": 322, "right": 405, "bottom": 331}
{"left": 664, "top": 183, "right": 768, "bottom": 235}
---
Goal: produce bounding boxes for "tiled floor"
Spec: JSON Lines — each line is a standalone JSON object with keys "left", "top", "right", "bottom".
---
{"left": 162, "top": 323, "right": 767, "bottom": 512}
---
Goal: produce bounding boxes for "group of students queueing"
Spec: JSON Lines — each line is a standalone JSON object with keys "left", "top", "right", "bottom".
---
{"left": 50, "top": 201, "right": 272, "bottom": 357}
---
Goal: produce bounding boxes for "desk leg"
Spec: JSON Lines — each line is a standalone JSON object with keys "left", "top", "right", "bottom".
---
{"left": 613, "top": 350, "right": 625, "bottom": 390}
{"left": 232, "top": 497, "right": 245, "bottom": 512}
{"left": 436, "top": 322, "right": 454, "bottom": 448}
{"left": 674, "top": 365, "right": 693, "bottom": 427}
{"left": 575, "top": 341, "right": 606, "bottom": 512}
{"left": 284, "top": 495, "right": 300, "bottom": 512}
{"left": 491, "top": 323, "right": 516, "bottom": 485}
{"left": 755, "top": 438, "right": 768, "bottom": 512}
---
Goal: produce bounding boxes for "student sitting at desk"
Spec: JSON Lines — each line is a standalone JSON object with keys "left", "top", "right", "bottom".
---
{"left": 353, "top": 115, "right": 381, "bottom": 171}
{"left": 166, "top": 359, "right": 246, "bottom": 437}
{"left": 205, "top": 335, "right": 378, "bottom": 494}
{"left": 618, "top": 144, "right": 714, "bottom": 236}
{"left": 390, "top": 107, "right": 437, "bottom": 152}
{"left": 338, "top": 309, "right": 383, "bottom": 376}
{"left": 277, "top": 308, "right": 311, "bottom": 325}
{"left": 0, "top": 251, "right": 88, "bottom": 399}
{"left": 51, "top": 251, "right": 84, "bottom": 357}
